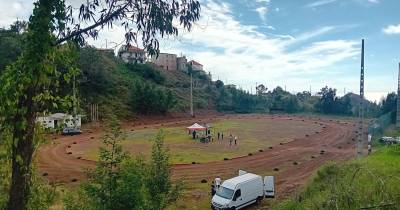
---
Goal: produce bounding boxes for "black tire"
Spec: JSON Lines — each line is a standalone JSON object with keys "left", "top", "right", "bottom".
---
{"left": 256, "top": 196, "right": 263, "bottom": 205}
{"left": 230, "top": 207, "right": 236, "bottom": 210}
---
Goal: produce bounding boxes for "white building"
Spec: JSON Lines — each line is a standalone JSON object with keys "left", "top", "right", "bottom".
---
{"left": 118, "top": 45, "right": 146, "bottom": 64}
{"left": 37, "top": 113, "right": 82, "bottom": 129}
{"left": 188, "top": 60, "right": 203, "bottom": 71}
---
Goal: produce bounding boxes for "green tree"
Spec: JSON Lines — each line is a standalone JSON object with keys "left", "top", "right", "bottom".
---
{"left": 131, "top": 81, "right": 176, "bottom": 114}
{"left": 315, "top": 86, "right": 337, "bottom": 114}
{"left": 381, "top": 92, "right": 397, "bottom": 115}
{"left": 81, "top": 118, "right": 128, "bottom": 210}
{"left": 0, "top": 21, "right": 27, "bottom": 73}
{"left": 0, "top": 1, "right": 200, "bottom": 209}
{"left": 64, "top": 127, "right": 180, "bottom": 210}
{"left": 215, "top": 80, "right": 224, "bottom": 89}
{"left": 256, "top": 84, "right": 267, "bottom": 95}
{"left": 145, "top": 131, "right": 181, "bottom": 210}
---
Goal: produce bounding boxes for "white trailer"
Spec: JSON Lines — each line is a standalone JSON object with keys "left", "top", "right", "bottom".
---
{"left": 211, "top": 171, "right": 275, "bottom": 210}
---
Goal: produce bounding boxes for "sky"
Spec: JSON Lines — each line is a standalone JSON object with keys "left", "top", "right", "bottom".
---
{"left": 1, "top": 0, "right": 400, "bottom": 102}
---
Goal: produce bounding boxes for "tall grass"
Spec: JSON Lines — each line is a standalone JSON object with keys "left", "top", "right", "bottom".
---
{"left": 272, "top": 146, "right": 400, "bottom": 210}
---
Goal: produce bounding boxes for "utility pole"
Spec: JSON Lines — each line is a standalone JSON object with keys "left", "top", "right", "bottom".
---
{"left": 190, "top": 72, "right": 194, "bottom": 117}
{"left": 72, "top": 73, "right": 78, "bottom": 128}
{"left": 358, "top": 39, "right": 365, "bottom": 157}
{"left": 397, "top": 63, "right": 400, "bottom": 127}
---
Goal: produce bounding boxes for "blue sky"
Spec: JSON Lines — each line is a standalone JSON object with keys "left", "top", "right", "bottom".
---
{"left": 1, "top": 0, "right": 400, "bottom": 102}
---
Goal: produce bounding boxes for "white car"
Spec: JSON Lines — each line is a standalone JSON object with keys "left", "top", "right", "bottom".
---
{"left": 211, "top": 172, "right": 275, "bottom": 210}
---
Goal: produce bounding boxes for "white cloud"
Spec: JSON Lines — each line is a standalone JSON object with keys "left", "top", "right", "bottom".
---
{"left": 383, "top": 24, "right": 400, "bottom": 35}
{"left": 255, "top": 7, "right": 268, "bottom": 21}
{"left": 161, "top": 0, "right": 359, "bottom": 94}
{"left": 255, "top": 0, "right": 271, "bottom": 3}
{"left": 0, "top": 0, "right": 34, "bottom": 27}
{"left": 305, "top": 0, "right": 337, "bottom": 8}
{"left": 0, "top": 0, "right": 374, "bottom": 98}
{"left": 367, "top": 0, "right": 380, "bottom": 3}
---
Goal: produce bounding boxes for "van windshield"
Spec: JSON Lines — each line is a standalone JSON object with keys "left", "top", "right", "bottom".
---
{"left": 216, "top": 186, "right": 234, "bottom": 200}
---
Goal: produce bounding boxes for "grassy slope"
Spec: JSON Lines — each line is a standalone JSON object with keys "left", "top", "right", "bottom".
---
{"left": 271, "top": 146, "right": 400, "bottom": 210}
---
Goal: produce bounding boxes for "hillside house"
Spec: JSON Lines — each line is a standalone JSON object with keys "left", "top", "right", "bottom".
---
{"left": 177, "top": 56, "right": 188, "bottom": 73}
{"left": 188, "top": 60, "right": 203, "bottom": 71}
{"left": 37, "top": 113, "right": 82, "bottom": 129}
{"left": 118, "top": 45, "right": 146, "bottom": 64}
{"left": 150, "top": 53, "right": 178, "bottom": 71}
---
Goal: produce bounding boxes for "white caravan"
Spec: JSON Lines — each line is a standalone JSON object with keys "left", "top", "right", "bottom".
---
{"left": 211, "top": 172, "right": 275, "bottom": 210}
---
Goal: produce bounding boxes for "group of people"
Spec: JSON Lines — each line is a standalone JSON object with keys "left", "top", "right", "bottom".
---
{"left": 190, "top": 129, "right": 239, "bottom": 146}
{"left": 216, "top": 132, "right": 239, "bottom": 146}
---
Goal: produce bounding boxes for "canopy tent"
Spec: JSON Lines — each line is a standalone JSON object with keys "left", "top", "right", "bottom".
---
{"left": 186, "top": 123, "right": 207, "bottom": 131}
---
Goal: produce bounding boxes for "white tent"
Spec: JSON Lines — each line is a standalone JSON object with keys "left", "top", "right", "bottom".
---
{"left": 186, "top": 123, "right": 207, "bottom": 131}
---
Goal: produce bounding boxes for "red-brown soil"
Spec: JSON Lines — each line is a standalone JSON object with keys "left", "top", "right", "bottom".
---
{"left": 37, "top": 114, "right": 357, "bottom": 205}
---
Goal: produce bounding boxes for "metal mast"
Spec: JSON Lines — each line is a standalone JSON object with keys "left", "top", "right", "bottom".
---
{"left": 397, "top": 63, "right": 400, "bottom": 127}
{"left": 357, "top": 39, "right": 365, "bottom": 157}
{"left": 190, "top": 72, "right": 194, "bottom": 117}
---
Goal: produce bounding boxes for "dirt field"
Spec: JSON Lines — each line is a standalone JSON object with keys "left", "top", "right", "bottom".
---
{"left": 36, "top": 114, "right": 357, "bottom": 209}
{"left": 70, "top": 117, "right": 321, "bottom": 163}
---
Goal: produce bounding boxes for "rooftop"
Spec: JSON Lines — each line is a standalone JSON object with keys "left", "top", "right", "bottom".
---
{"left": 189, "top": 60, "right": 203, "bottom": 66}
{"left": 119, "top": 45, "right": 144, "bottom": 53}
{"left": 221, "top": 173, "right": 261, "bottom": 189}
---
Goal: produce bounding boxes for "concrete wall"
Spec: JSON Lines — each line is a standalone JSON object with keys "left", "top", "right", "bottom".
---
{"left": 151, "top": 53, "right": 177, "bottom": 71}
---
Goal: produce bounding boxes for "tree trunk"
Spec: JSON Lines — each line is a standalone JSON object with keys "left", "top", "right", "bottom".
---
{"left": 7, "top": 92, "right": 36, "bottom": 210}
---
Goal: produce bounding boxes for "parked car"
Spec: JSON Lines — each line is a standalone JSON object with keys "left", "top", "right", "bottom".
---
{"left": 380, "top": 136, "right": 397, "bottom": 144}
{"left": 211, "top": 172, "right": 275, "bottom": 210}
{"left": 62, "top": 127, "right": 82, "bottom": 136}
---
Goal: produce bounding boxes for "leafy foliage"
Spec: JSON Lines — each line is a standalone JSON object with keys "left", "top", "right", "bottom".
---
{"left": 58, "top": 0, "right": 201, "bottom": 55}
{"left": 127, "top": 63, "right": 166, "bottom": 85}
{"left": 131, "top": 81, "right": 177, "bottom": 114}
{"left": 272, "top": 147, "right": 400, "bottom": 210}
{"left": 0, "top": 21, "right": 26, "bottom": 73}
{"left": 64, "top": 121, "right": 181, "bottom": 210}
{"left": 0, "top": 0, "right": 201, "bottom": 209}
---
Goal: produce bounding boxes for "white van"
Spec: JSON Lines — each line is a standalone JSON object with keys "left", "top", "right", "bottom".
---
{"left": 211, "top": 173, "right": 273, "bottom": 210}
{"left": 264, "top": 176, "right": 275, "bottom": 198}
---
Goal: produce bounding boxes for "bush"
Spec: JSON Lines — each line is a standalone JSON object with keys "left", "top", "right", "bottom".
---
{"left": 126, "top": 63, "right": 165, "bottom": 84}
{"left": 272, "top": 149, "right": 400, "bottom": 210}
{"left": 130, "top": 81, "right": 176, "bottom": 114}
{"left": 64, "top": 121, "right": 181, "bottom": 210}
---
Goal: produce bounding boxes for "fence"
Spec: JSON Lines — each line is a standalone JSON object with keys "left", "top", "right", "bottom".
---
{"left": 368, "top": 111, "right": 394, "bottom": 136}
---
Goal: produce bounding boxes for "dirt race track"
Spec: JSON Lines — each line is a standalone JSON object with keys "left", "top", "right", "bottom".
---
{"left": 37, "top": 114, "right": 357, "bottom": 207}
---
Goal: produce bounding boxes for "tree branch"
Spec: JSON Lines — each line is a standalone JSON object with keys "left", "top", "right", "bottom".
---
{"left": 54, "top": 3, "right": 128, "bottom": 45}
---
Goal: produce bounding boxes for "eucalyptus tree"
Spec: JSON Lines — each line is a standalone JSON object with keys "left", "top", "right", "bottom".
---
{"left": 0, "top": 0, "right": 200, "bottom": 209}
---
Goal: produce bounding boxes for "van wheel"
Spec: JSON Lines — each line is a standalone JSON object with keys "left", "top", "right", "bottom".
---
{"left": 256, "top": 196, "right": 263, "bottom": 204}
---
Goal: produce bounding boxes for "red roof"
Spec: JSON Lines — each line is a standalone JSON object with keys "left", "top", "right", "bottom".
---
{"left": 190, "top": 60, "right": 203, "bottom": 66}
{"left": 121, "top": 45, "right": 144, "bottom": 53}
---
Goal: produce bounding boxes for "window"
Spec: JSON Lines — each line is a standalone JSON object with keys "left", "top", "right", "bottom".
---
{"left": 234, "top": 189, "right": 241, "bottom": 199}
{"left": 216, "top": 187, "right": 234, "bottom": 200}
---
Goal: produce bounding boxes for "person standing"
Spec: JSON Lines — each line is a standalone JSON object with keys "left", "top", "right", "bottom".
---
{"left": 211, "top": 182, "right": 216, "bottom": 196}
{"left": 192, "top": 130, "right": 196, "bottom": 139}
{"left": 221, "top": 133, "right": 224, "bottom": 140}
{"left": 234, "top": 136, "right": 237, "bottom": 145}
{"left": 368, "top": 144, "right": 372, "bottom": 155}
{"left": 229, "top": 134, "right": 233, "bottom": 146}
{"left": 215, "top": 177, "right": 221, "bottom": 189}
{"left": 217, "top": 132, "right": 220, "bottom": 140}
